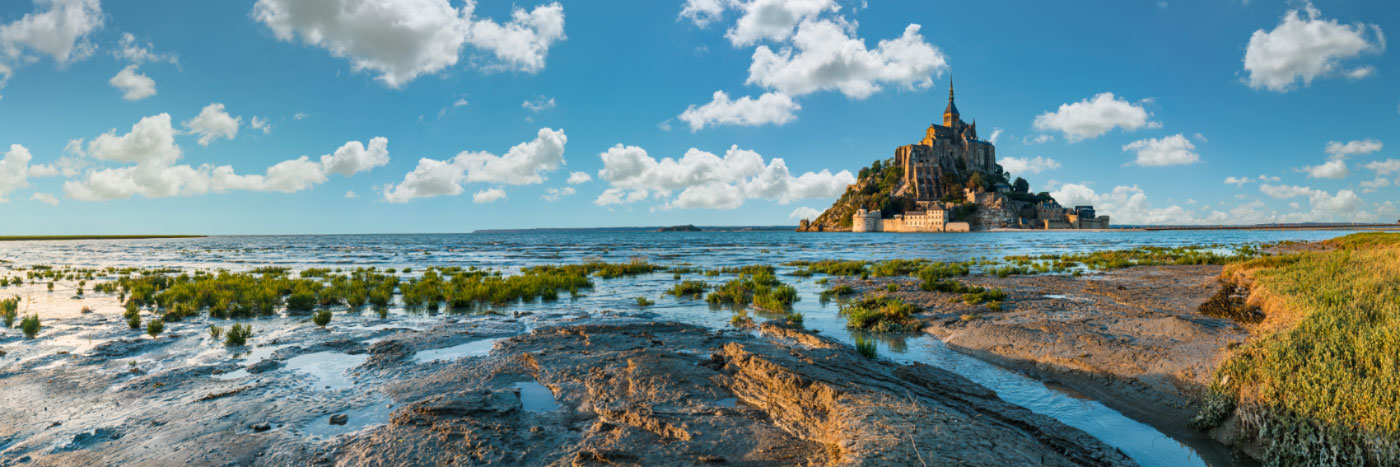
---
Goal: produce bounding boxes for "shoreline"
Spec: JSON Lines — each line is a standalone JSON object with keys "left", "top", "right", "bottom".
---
{"left": 0, "top": 235, "right": 205, "bottom": 242}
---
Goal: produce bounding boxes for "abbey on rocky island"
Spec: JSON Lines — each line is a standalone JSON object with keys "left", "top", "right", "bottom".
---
{"left": 807, "top": 79, "right": 1110, "bottom": 233}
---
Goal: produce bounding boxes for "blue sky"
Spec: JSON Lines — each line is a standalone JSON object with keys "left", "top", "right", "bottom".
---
{"left": 0, "top": 0, "right": 1396, "bottom": 234}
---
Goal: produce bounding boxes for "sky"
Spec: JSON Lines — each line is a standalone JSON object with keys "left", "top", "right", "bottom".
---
{"left": 0, "top": 0, "right": 1397, "bottom": 234}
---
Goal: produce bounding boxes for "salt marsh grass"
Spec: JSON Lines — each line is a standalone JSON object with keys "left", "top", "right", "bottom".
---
{"left": 1204, "top": 233, "right": 1400, "bottom": 465}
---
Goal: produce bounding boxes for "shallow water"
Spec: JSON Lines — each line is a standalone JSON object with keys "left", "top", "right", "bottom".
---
{"left": 513, "top": 380, "right": 561, "bottom": 413}
{"left": 0, "top": 230, "right": 1363, "bottom": 466}
{"left": 412, "top": 338, "right": 502, "bottom": 364}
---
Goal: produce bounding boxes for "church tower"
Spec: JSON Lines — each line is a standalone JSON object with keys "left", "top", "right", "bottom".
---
{"left": 942, "top": 78, "right": 960, "bottom": 127}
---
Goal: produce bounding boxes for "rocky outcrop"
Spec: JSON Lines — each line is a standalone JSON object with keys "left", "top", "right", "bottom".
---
{"left": 334, "top": 322, "right": 1134, "bottom": 466}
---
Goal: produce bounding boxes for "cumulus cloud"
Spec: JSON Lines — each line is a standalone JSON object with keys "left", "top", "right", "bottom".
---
{"left": 250, "top": 116, "right": 272, "bottom": 134}
{"left": 679, "top": 0, "right": 728, "bottom": 28}
{"left": 1363, "top": 159, "right": 1400, "bottom": 175}
{"left": 1257, "top": 183, "right": 1366, "bottom": 217}
{"left": 521, "top": 95, "right": 555, "bottom": 113}
{"left": 109, "top": 64, "right": 156, "bottom": 101}
{"left": 1, "top": 144, "right": 59, "bottom": 202}
{"left": 183, "top": 103, "right": 241, "bottom": 146}
{"left": 1032, "top": 93, "right": 1159, "bottom": 142}
{"left": 679, "top": 91, "right": 799, "bottom": 131}
{"left": 30, "top": 192, "right": 58, "bottom": 205}
{"left": 472, "top": 187, "right": 506, "bottom": 204}
{"left": 1298, "top": 158, "right": 1348, "bottom": 179}
{"left": 1224, "top": 176, "right": 1253, "bottom": 187}
{"left": 988, "top": 128, "right": 1003, "bottom": 145}
{"left": 381, "top": 128, "right": 567, "bottom": 202}
{"left": 746, "top": 20, "right": 947, "bottom": 99}
{"left": 65, "top": 112, "right": 389, "bottom": 200}
{"left": 1050, "top": 183, "right": 1199, "bottom": 225}
{"left": 1359, "top": 176, "right": 1391, "bottom": 191}
{"left": 320, "top": 137, "right": 389, "bottom": 176}
{"left": 540, "top": 186, "right": 574, "bottom": 201}
{"left": 566, "top": 171, "right": 591, "bottom": 184}
{"left": 1000, "top": 156, "right": 1060, "bottom": 176}
{"left": 461, "top": 1, "right": 565, "bottom": 73}
{"left": 87, "top": 113, "right": 183, "bottom": 165}
{"left": 344, "top": 190, "right": 358, "bottom": 199}
{"left": 1324, "top": 138, "right": 1382, "bottom": 160}
{"left": 113, "top": 32, "right": 178, "bottom": 66}
{"left": 725, "top": 0, "right": 837, "bottom": 46}
{"left": 0, "top": 0, "right": 103, "bottom": 65}
{"left": 593, "top": 143, "right": 854, "bottom": 209}
{"left": 253, "top": 0, "right": 565, "bottom": 88}
{"left": 1122, "top": 134, "right": 1199, "bottom": 166}
{"left": 789, "top": 206, "right": 821, "bottom": 220}
{"left": 1243, "top": 2, "right": 1383, "bottom": 92}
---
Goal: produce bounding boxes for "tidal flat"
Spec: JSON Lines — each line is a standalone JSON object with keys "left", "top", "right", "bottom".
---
{"left": 0, "top": 230, "right": 1385, "bottom": 466}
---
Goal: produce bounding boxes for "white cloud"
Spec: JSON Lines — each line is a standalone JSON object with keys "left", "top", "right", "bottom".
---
{"left": 109, "top": 64, "right": 156, "bottom": 101}
{"left": 522, "top": 95, "right": 556, "bottom": 113}
{"left": 594, "top": 143, "right": 854, "bottom": 210}
{"left": 1122, "top": 134, "right": 1199, "bottom": 167}
{"left": 679, "top": 0, "right": 729, "bottom": 28}
{"left": 344, "top": 190, "right": 358, "bottom": 199}
{"left": 1260, "top": 183, "right": 1317, "bottom": 199}
{"left": 1022, "top": 134, "right": 1054, "bottom": 145}
{"left": 1049, "top": 183, "right": 1197, "bottom": 225}
{"left": 453, "top": 98, "right": 469, "bottom": 108}
{"left": 1363, "top": 159, "right": 1400, "bottom": 175}
{"left": 253, "top": 0, "right": 565, "bottom": 88}
{"left": 1259, "top": 174, "right": 1281, "bottom": 182}
{"left": 66, "top": 112, "right": 388, "bottom": 200}
{"left": 1000, "top": 156, "right": 1060, "bottom": 176}
{"left": 0, "top": 0, "right": 103, "bottom": 65}
{"left": 113, "top": 32, "right": 177, "bottom": 66}
{"left": 293, "top": 112, "right": 309, "bottom": 121}
{"left": 1033, "top": 93, "right": 1159, "bottom": 142}
{"left": 461, "top": 1, "right": 565, "bottom": 73}
{"left": 1192, "top": 132, "right": 1208, "bottom": 143}
{"left": 594, "top": 187, "right": 649, "bottom": 206}
{"left": 320, "top": 136, "right": 389, "bottom": 176}
{"left": 251, "top": 116, "right": 272, "bottom": 134}
{"left": 88, "top": 113, "right": 183, "bottom": 165}
{"left": 789, "top": 206, "right": 820, "bottom": 220}
{"left": 382, "top": 128, "right": 567, "bottom": 202}
{"left": 1224, "top": 176, "right": 1253, "bottom": 187}
{"left": 30, "top": 192, "right": 58, "bottom": 205}
{"left": 1243, "top": 2, "right": 1383, "bottom": 92}
{"left": 472, "top": 187, "right": 506, "bottom": 204}
{"left": 1359, "top": 177, "right": 1391, "bottom": 191}
{"left": 184, "top": 103, "right": 241, "bottom": 146}
{"left": 0, "top": 144, "right": 59, "bottom": 201}
{"left": 1346, "top": 66, "right": 1376, "bottom": 80}
{"left": 746, "top": 19, "right": 947, "bottom": 99}
{"left": 566, "top": 171, "right": 591, "bottom": 184}
{"left": 1298, "top": 159, "right": 1348, "bottom": 179}
{"left": 679, "top": 91, "right": 799, "bottom": 131}
{"left": 988, "top": 128, "right": 1003, "bottom": 145}
{"left": 540, "top": 186, "right": 574, "bottom": 201}
{"left": 725, "top": 0, "right": 837, "bottom": 46}
{"left": 1324, "top": 138, "right": 1382, "bottom": 160}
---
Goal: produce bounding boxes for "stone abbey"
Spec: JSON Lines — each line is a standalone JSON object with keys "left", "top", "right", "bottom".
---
{"left": 843, "top": 79, "right": 1109, "bottom": 233}
{"left": 894, "top": 80, "right": 998, "bottom": 202}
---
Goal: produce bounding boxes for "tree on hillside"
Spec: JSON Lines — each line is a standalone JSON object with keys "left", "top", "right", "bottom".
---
{"left": 966, "top": 172, "right": 986, "bottom": 192}
{"left": 1013, "top": 177, "right": 1029, "bottom": 193}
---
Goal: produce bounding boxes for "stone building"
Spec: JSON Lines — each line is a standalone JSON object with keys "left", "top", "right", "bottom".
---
{"left": 852, "top": 207, "right": 956, "bottom": 232}
{"left": 894, "top": 80, "right": 997, "bottom": 201}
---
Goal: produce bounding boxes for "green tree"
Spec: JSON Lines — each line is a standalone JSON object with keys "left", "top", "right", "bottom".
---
{"left": 966, "top": 172, "right": 985, "bottom": 192}
{"left": 1013, "top": 177, "right": 1030, "bottom": 193}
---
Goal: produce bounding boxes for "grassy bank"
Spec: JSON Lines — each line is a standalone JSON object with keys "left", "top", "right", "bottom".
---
{"left": 1201, "top": 233, "right": 1400, "bottom": 465}
{"left": 0, "top": 235, "right": 204, "bottom": 241}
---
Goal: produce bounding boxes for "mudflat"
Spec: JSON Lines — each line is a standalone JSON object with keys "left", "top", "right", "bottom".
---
{"left": 0, "top": 309, "right": 1132, "bottom": 466}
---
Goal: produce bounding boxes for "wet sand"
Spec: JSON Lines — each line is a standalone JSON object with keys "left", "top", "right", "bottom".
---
{"left": 839, "top": 265, "right": 1252, "bottom": 464}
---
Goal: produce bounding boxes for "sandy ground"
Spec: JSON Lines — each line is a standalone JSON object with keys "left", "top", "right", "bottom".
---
{"left": 0, "top": 284, "right": 1132, "bottom": 466}
{"left": 833, "top": 266, "right": 1251, "bottom": 464}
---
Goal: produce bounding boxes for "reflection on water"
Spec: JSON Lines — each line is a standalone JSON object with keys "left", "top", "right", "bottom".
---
{"left": 0, "top": 230, "right": 1357, "bottom": 466}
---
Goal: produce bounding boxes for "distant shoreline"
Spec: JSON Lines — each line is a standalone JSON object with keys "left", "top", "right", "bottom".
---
{"left": 0, "top": 235, "right": 206, "bottom": 242}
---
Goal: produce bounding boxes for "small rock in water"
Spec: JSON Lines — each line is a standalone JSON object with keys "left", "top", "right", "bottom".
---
{"left": 329, "top": 414, "right": 348, "bottom": 425}
{"left": 251, "top": 422, "right": 271, "bottom": 432}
